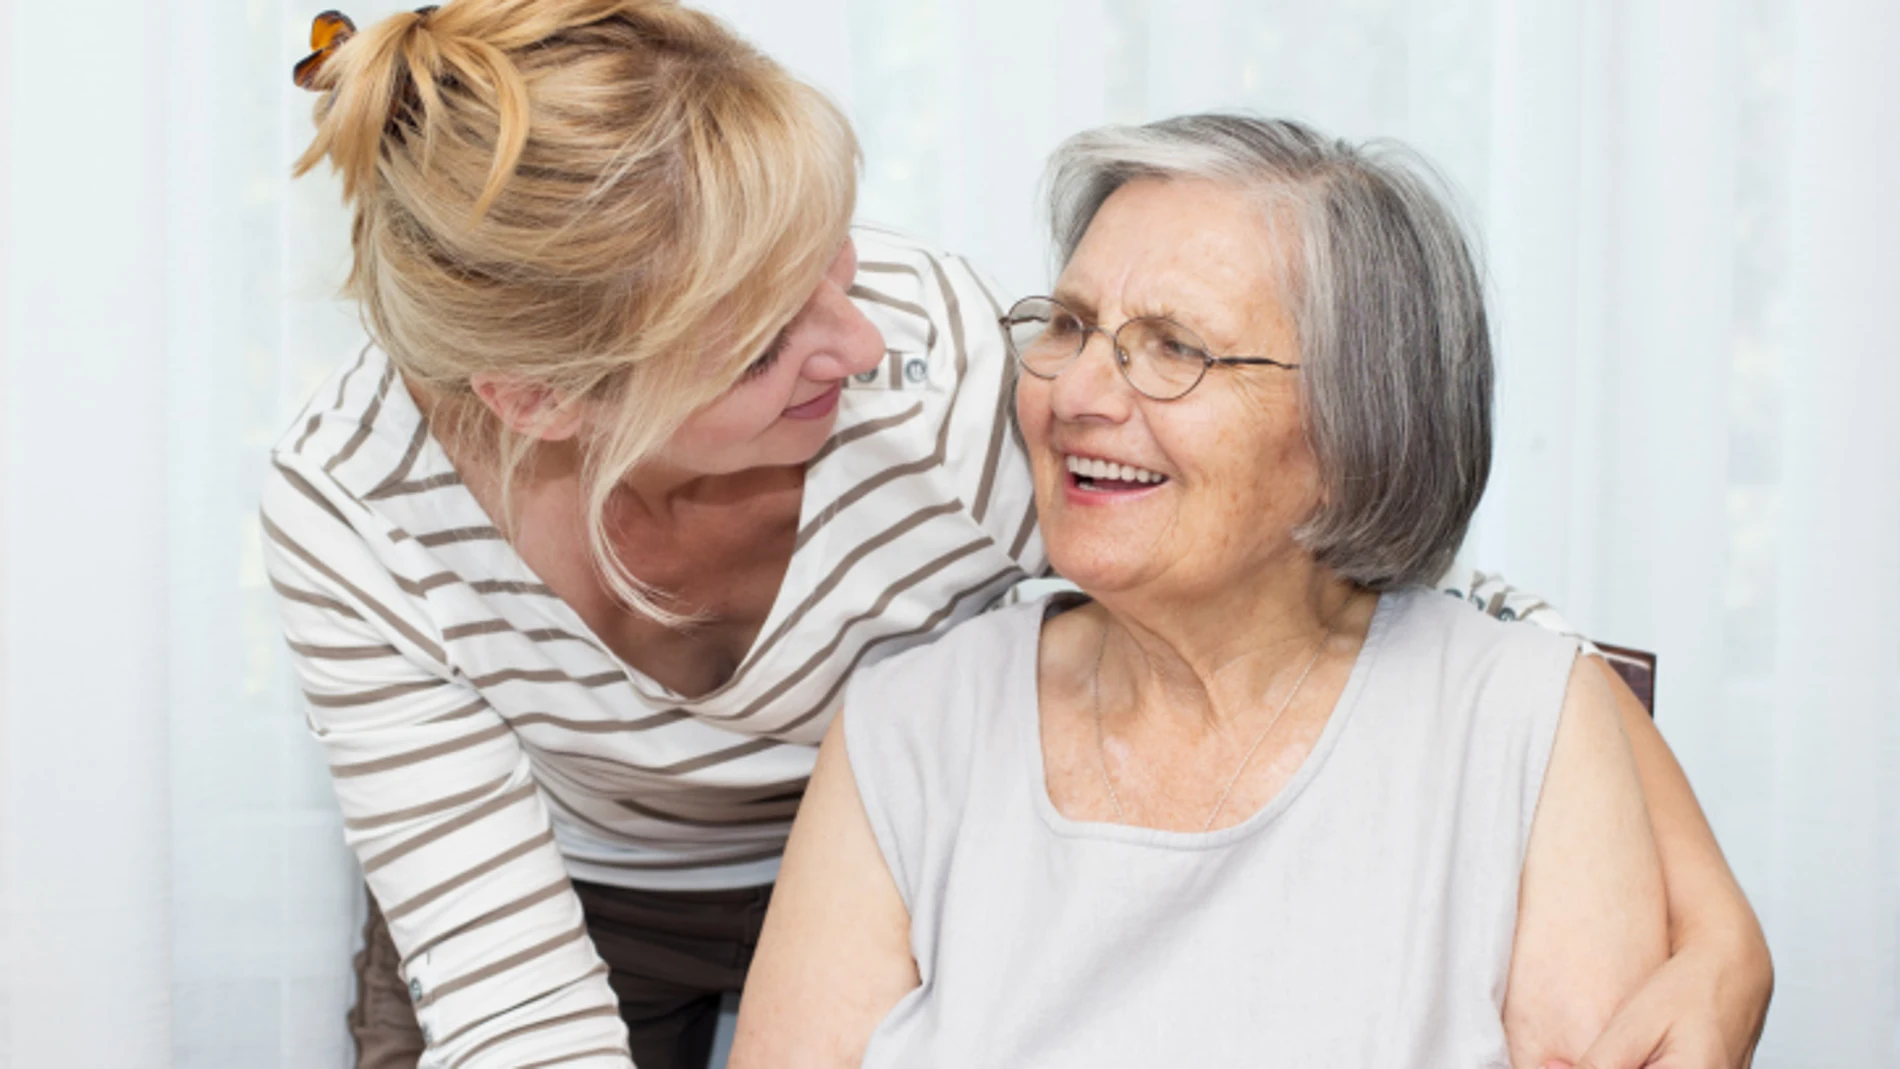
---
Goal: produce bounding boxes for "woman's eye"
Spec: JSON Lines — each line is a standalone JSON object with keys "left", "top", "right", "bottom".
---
{"left": 1049, "top": 313, "right": 1084, "bottom": 338}
{"left": 740, "top": 329, "right": 791, "bottom": 381}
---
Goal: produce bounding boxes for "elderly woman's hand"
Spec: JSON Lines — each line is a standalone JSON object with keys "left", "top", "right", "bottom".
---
{"left": 1544, "top": 926, "right": 1772, "bottom": 1069}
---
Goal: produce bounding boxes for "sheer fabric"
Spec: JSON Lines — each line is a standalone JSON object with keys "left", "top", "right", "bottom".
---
{"left": 1, "top": 0, "right": 1892, "bottom": 1064}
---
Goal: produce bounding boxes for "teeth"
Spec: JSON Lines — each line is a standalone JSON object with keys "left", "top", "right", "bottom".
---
{"left": 1064, "top": 454, "right": 1165, "bottom": 485}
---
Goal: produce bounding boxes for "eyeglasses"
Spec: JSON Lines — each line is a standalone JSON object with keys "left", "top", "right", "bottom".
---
{"left": 1000, "top": 296, "right": 1299, "bottom": 402}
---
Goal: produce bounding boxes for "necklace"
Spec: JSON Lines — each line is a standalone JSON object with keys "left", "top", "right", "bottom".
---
{"left": 1092, "top": 617, "right": 1338, "bottom": 833}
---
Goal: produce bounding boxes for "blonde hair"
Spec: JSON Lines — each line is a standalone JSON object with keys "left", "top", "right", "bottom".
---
{"left": 294, "top": 0, "right": 859, "bottom": 624}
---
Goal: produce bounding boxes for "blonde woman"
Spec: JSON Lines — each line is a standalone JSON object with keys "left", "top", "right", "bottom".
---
{"left": 265, "top": 2, "right": 1768, "bottom": 1067}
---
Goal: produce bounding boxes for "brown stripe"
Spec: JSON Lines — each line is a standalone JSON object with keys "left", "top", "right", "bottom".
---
{"left": 712, "top": 538, "right": 992, "bottom": 723}
{"left": 886, "top": 348, "right": 904, "bottom": 388}
{"left": 510, "top": 709, "right": 687, "bottom": 734}
{"left": 414, "top": 524, "right": 505, "bottom": 546}
{"left": 290, "top": 412, "right": 323, "bottom": 456}
{"left": 323, "top": 361, "right": 397, "bottom": 475}
{"left": 612, "top": 793, "right": 798, "bottom": 829}
{"left": 392, "top": 571, "right": 462, "bottom": 597}
{"left": 656, "top": 737, "right": 780, "bottom": 776}
{"left": 270, "top": 577, "right": 365, "bottom": 621}
{"left": 1008, "top": 495, "right": 1040, "bottom": 563}
{"left": 807, "top": 401, "right": 924, "bottom": 468}
{"left": 469, "top": 667, "right": 624, "bottom": 690}
{"left": 259, "top": 514, "right": 448, "bottom": 664}
{"left": 793, "top": 457, "right": 945, "bottom": 553}
{"left": 415, "top": 525, "right": 504, "bottom": 548}
{"left": 303, "top": 677, "right": 447, "bottom": 709}
{"left": 291, "top": 344, "right": 370, "bottom": 454}
{"left": 366, "top": 470, "right": 462, "bottom": 501}
{"left": 794, "top": 464, "right": 955, "bottom": 553}
{"left": 962, "top": 262, "right": 1013, "bottom": 525}
{"left": 441, "top": 618, "right": 596, "bottom": 646}
{"left": 436, "top": 992, "right": 623, "bottom": 1058}
{"left": 329, "top": 722, "right": 511, "bottom": 779}
{"left": 527, "top": 736, "right": 781, "bottom": 779}
{"left": 442, "top": 618, "right": 516, "bottom": 641}
{"left": 344, "top": 771, "right": 516, "bottom": 831}
{"left": 270, "top": 460, "right": 352, "bottom": 528}
{"left": 381, "top": 826, "right": 558, "bottom": 924}
{"left": 406, "top": 878, "right": 571, "bottom": 961}
{"left": 364, "top": 415, "right": 430, "bottom": 500}
{"left": 333, "top": 343, "right": 372, "bottom": 410}
{"left": 759, "top": 500, "right": 963, "bottom": 667}
{"left": 849, "top": 284, "right": 939, "bottom": 351}
{"left": 857, "top": 259, "right": 925, "bottom": 280}
{"left": 771, "top": 565, "right": 1021, "bottom": 735}
{"left": 361, "top": 780, "right": 539, "bottom": 875}
{"left": 470, "top": 579, "right": 556, "bottom": 597}
{"left": 414, "top": 921, "right": 593, "bottom": 1011}
{"left": 288, "top": 640, "right": 401, "bottom": 662}
{"left": 923, "top": 251, "right": 974, "bottom": 455}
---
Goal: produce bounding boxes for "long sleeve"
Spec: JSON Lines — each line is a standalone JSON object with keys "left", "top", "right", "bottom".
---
{"left": 261, "top": 455, "right": 633, "bottom": 1068}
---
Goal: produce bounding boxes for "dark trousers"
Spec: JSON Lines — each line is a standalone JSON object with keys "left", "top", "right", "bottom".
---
{"left": 351, "top": 880, "right": 774, "bottom": 1069}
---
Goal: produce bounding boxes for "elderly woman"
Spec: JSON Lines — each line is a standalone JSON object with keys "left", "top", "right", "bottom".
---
{"left": 732, "top": 115, "right": 1720, "bottom": 1067}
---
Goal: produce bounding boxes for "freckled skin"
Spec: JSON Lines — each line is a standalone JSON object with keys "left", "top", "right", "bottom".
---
{"left": 1022, "top": 177, "right": 1378, "bottom": 831}
{"left": 1016, "top": 177, "right": 1319, "bottom": 605}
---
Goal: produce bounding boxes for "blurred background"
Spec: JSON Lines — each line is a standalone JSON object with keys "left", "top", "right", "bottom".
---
{"left": 1, "top": 0, "right": 1895, "bottom": 1064}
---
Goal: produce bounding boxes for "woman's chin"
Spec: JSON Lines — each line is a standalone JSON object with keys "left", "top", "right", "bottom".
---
{"left": 1044, "top": 546, "right": 1154, "bottom": 600}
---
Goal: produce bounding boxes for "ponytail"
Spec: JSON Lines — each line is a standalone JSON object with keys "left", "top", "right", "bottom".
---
{"left": 293, "top": 5, "right": 532, "bottom": 219}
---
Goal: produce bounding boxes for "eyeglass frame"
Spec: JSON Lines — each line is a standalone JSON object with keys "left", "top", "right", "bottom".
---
{"left": 998, "top": 295, "right": 1301, "bottom": 401}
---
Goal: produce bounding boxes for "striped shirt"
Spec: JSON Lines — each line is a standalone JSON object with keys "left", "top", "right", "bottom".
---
{"left": 261, "top": 228, "right": 1043, "bottom": 1067}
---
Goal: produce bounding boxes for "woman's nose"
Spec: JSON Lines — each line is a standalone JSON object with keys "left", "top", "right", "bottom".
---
{"left": 1048, "top": 330, "right": 1132, "bottom": 423}
{"left": 799, "top": 285, "right": 886, "bottom": 382}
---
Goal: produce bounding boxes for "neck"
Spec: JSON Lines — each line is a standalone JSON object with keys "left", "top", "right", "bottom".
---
{"left": 615, "top": 458, "right": 804, "bottom": 530}
{"left": 1088, "top": 555, "right": 1375, "bottom": 735}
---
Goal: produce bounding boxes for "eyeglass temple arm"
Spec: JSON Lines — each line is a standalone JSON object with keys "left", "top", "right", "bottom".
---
{"left": 1214, "top": 356, "right": 1301, "bottom": 371}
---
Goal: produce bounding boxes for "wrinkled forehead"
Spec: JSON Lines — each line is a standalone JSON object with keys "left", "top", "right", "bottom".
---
{"left": 1054, "top": 177, "right": 1303, "bottom": 353}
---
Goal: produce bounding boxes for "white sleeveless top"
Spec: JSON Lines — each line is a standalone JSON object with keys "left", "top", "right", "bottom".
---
{"left": 843, "top": 587, "right": 1580, "bottom": 1068}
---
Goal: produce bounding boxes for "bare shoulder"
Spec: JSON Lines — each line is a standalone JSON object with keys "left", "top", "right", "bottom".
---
{"left": 1503, "top": 656, "right": 1670, "bottom": 1066}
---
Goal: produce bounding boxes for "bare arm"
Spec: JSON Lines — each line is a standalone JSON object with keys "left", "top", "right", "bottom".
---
{"left": 731, "top": 715, "right": 919, "bottom": 1068}
{"left": 1553, "top": 662, "right": 1773, "bottom": 1068}
{"left": 1506, "top": 659, "right": 1671, "bottom": 1066}
{"left": 1437, "top": 567, "right": 1771, "bottom": 1063}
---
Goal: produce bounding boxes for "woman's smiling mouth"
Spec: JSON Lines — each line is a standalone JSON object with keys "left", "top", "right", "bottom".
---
{"left": 782, "top": 383, "right": 843, "bottom": 420}
{"left": 1064, "top": 453, "right": 1170, "bottom": 494}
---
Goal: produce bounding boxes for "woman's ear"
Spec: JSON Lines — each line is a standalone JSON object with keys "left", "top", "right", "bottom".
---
{"left": 469, "top": 373, "right": 587, "bottom": 441}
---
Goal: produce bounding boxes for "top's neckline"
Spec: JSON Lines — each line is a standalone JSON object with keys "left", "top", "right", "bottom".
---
{"left": 1020, "top": 589, "right": 1404, "bottom": 849}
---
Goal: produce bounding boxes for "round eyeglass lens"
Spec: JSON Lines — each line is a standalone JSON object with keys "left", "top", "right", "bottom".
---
{"left": 1119, "top": 317, "right": 1211, "bottom": 399}
{"left": 1005, "top": 298, "right": 1083, "bottom": 377}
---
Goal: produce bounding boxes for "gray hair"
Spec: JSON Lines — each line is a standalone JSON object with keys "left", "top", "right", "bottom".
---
{"left": 1045, "top": 114, "right": 1493, "bottom": 590}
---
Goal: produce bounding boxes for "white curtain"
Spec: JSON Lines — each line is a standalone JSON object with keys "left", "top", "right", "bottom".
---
{"left": 1, "top": 1, "right": 1892, "bottom": 1065}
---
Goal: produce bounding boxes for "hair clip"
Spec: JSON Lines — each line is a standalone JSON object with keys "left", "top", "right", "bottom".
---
{"left": 293, "top": 10, "right": 357, "bottom": 91}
